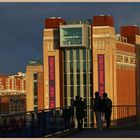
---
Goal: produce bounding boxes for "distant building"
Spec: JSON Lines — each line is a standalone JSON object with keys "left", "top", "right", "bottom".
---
{"left": 0, "top": 72, "right": 26, "bottom": 114}
{"left": 26, "top": 59, "right": 44, "bottom": 111}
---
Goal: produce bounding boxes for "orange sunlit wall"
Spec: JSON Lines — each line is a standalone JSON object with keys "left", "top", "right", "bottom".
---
{"left": 37, "top": 72, "right": 44, "bottom": 110}
{"left": 116, "top": 42, "right": 136, "bottom": 105}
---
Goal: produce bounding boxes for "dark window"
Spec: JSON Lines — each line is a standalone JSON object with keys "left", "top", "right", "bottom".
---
{"left": 70, "top": 62, "right": 73, "bottom": 73}
{"left": 34, "top": 73, "right": 38, "bottom": 80}
{"left": 90, "top": 86, "right": 93, "bottom": 97}
{"left": 90, "top": 61, "right": 92, "bottom": 72}
{"left": 34, "top": 82, "right": 37, "bottom": 96}
{"left": 77, "top": 74, "right": 80, "bottom": 85}
{"left": 77, "top": 86, "right": 80, "bottom": 96}
{"left": 70, "top": 74, "right": 73, "bottom": 85}
{"left": 83, "top": 61, "right": 86, "bottom": 73}
{"left": 84, "top": 86, "right": 87, "bottom": 97}
{"left": 70, "top": 50, "right": 73, "bottom": 60}
{"left": 34, "top": 98, "right": 38, "bottom": 105}
{"left": 76, "top": 61, "right": 80, "bottom": 73}
{"left": 64, "top": 86, "right": 67, "bottom": 97}
{"left": 76, "top": 50, "right": 79, "bottom": 60}
{"left": 70, "top": 86, "right": 74, "bottom": 97}
{"left": 64, "top": 74, "right": 67, "bottom": 85}
{"left": 34, "top": 107, "right": 38, "bottom": 111}
{"left": 83, "top": 49, "right": 86, "bottom": 60}
{"left": 83, "top": 74, "right": 86, "bottom": 85}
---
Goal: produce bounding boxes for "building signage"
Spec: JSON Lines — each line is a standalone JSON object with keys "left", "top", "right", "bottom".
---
{"left": 48, "top": 56, "right": 55, "bottom": 109}
{"left": 116, "top": 54, "right": 136, "bottom": 66}
{"left": 60, "top": 27, "right": 83, "bottom": 47}
{"left": 98, "top": 54, "right": 105, "bottom": 97}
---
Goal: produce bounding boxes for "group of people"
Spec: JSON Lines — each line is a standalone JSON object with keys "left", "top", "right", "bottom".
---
{"left": 73, "top": 91, "right": 112, "bottom": 130}
{"left": 93, "top": 91, "right": 112, "bottom": 130}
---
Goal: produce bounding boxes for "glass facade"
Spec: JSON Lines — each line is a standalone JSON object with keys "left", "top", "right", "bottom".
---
{"left": 61, "top": 23, "right": 93, "bottom": 127}
{"left": 60, "top": 27, "right": 83, "bottom": 46}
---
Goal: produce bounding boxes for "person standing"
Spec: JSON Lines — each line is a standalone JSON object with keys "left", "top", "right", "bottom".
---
{"left": 102, "top": 93, "right": 112, "bottom": 128}
{"left": 93, "top": 91, "right": 103, "bottom": 130}
{"left": 73, "top": 95, "right": 85, "bottom": 129}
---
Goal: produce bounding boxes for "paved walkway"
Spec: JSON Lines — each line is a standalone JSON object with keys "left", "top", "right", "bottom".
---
{"left": 58, "top": 128, "right": 140, "bottom": 138}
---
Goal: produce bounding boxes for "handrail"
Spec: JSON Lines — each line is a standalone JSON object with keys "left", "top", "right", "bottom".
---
{"left": 0, "top": 105, "right": 139, "bottom": 137}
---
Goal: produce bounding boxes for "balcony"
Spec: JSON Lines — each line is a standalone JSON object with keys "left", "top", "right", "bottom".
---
{"left": 0, "top": 105, "right": 140, "bottom": 138}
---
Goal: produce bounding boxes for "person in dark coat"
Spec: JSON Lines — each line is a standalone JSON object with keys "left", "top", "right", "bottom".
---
{"left": 93, "top": 91, "right": 103, "bottom": 130}
{"left": 102, "top": 93, "right": 112, "bottom": 128}
{"left": 73, "top": 95, "right": 85, "bottom": 129}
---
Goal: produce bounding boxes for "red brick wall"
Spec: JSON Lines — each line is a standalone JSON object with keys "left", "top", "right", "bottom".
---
{"left": 116, "top": 68, "right": 136, "bottom": 105}
{"left": 116, "top": 42, "right": 135, "bottom": 53}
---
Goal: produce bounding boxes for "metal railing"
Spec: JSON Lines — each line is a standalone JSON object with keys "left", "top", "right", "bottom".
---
{"left": 0, "top": 105, "right": 139, "bottom": 137}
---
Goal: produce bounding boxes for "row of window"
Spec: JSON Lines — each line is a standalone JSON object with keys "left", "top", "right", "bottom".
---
{"left": 64, "top": 73, "right": 92, "bottom": 85}
{"left": 64, "top": 62, "right": 92, "bottom": 73}
{"left": 63, "top": 49, "right": 92, "bottom": 61}
{"left": 64, "top": 85, "right": 93, "bottom": 98}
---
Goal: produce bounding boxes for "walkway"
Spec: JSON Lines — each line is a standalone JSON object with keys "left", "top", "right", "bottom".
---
{"left": 50, "top": 124, "right": 140, "bottom": 138}
{"left": 58, "top": 128, "right": 140, "bottom": 138}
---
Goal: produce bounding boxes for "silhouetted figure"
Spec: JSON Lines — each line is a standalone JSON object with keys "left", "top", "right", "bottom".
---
{"left": 73, "top": 95, "right": 85, "bottom": 129}
{"left": 63, "top": 107, "right": 71, "bottom": 129}
{"left": 93, "top": 91, "right": 103, "bottom": 130}
{"left": 103, "top": 93, "right": 112, "bottom": 128}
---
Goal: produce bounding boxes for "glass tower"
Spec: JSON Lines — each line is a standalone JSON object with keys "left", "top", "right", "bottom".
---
{"left": 60, "top": 21, "right": 93, "bottom": 127}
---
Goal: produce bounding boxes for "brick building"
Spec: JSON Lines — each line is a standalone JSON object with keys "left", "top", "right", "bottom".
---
{"left": 0, "top": 72, "right": 26, "bottom": 114}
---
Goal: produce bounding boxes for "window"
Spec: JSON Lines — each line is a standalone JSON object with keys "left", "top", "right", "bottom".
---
{"left": 76, "top": 61, "right": 80, "bottom": 73}
{"left": 70, "top": 62, "right": 73, "bottom": 73}
{"left": 76, "top": 50, "right": 80, "bottom": 60}
{"left": 34, "top": 82, "right": 37, "bottom": 96}
{"left": 77, "top": 74, "right": 80, "bottom": 85}
{"left": 83, "top": 86, "right": 87, "bottom": 97}
{"left": 77, "top": 86, "right": 80, "bottom": 96}
{"left": 34, "top": 98, "right": 38, "bottom": 105}
{"left": 70, "top": 50, "right": 73, "bottom": 60}
{"left": 60, "top": 27, "right": 83, "bottom": 46}
{"left": 83, "top": 49, "right": 86, "bottom": 60}
{"left": 70, "top": 74, "right": 73, "bottom": 85}
{"left": 83, "top": 61, "right": 86, "bottom": 72}
{"left": 64, "top": 74, "right": 67, "bottom": 85}
{"left": 83, "top": 74, "right": 86, "bottom": 85}
{"left": 64, "top": 86, "right": 67, "bottom": 97}
{"left": 34, "top": 73, "right": 38, "bottom": 80}
{"left": 70, "top": 86, "right": 74, "bottom": 97}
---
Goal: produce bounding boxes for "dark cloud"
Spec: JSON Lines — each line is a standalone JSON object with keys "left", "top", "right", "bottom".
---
{"left": 0, "top": 2, "right": 140, "bottom": 74}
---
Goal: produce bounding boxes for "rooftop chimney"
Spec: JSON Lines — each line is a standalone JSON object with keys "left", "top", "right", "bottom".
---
{"left": 45, "top": 17, "right": 66, "bottom": 29}
{"left": 93, "top": 15, "right": 114, "bottom": 27}
{"left": 121, "top": 25, "right": 140, "bottom": 44}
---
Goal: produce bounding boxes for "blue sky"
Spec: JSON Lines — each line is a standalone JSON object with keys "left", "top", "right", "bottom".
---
{"left": 0, "top": 2, "right": 140, "bottom": 74}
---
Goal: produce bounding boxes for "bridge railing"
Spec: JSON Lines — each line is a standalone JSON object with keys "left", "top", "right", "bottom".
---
{"left": 0, "top": 105, "right": 138, "bottom": 137}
